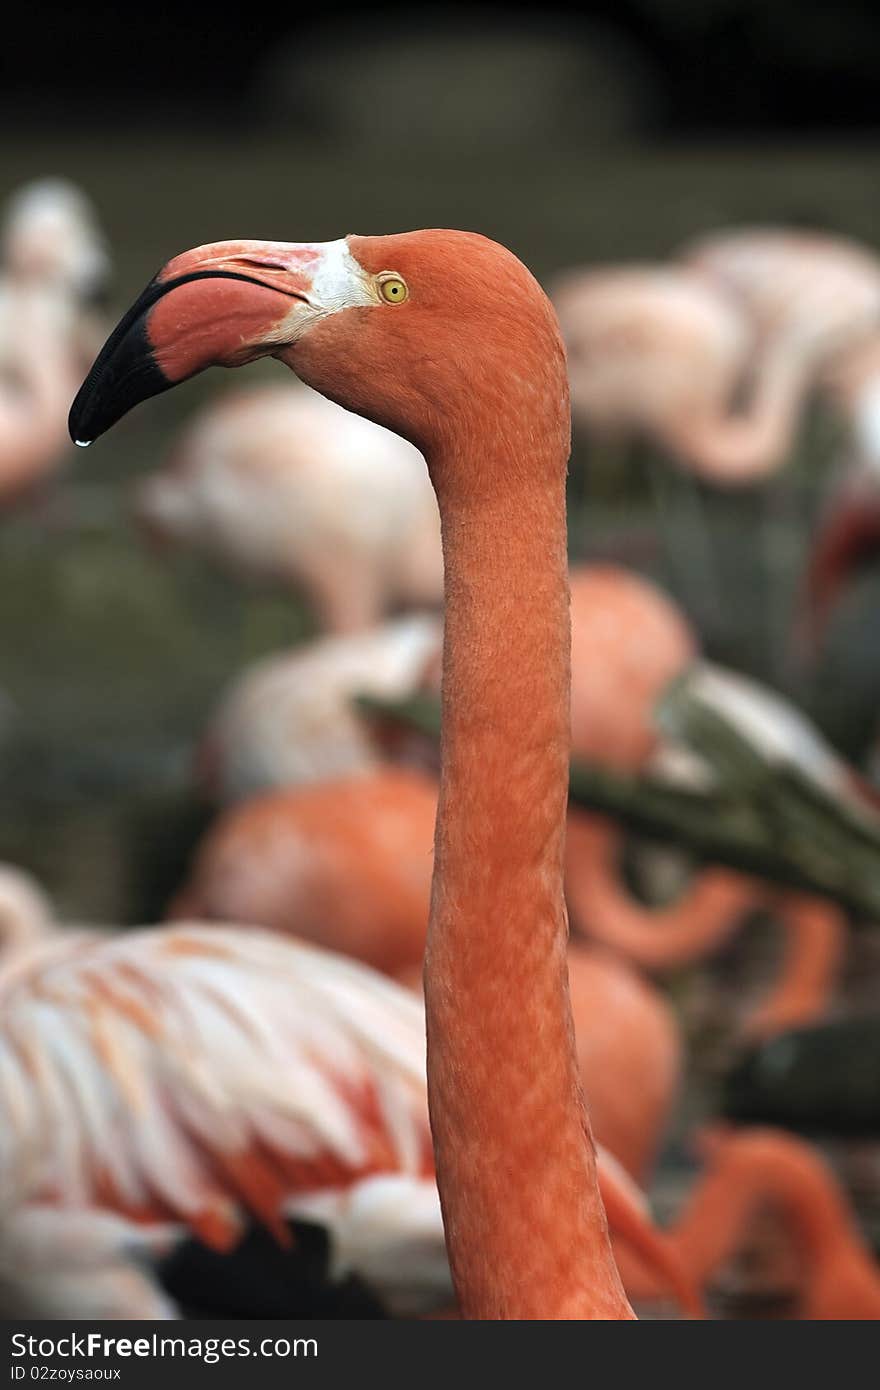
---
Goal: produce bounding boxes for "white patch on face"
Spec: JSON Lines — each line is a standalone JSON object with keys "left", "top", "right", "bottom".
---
{"left": 277, "top": 238, "right": 375, "bottom": 342}
{"left": 312, "top": 238, "right": 375, "bottom": 311}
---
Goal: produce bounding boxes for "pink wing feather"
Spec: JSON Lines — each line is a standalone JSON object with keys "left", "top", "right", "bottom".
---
{"left": 0, "top": 924, "right": 432, "bottom": 1249}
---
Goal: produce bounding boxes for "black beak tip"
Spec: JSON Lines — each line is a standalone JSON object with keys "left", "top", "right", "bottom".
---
{"left": 68, "top": 382, "right": 116, "bottom": 447}
{"left": 67, "top": 278, "right": 175, "bottom": 447}
{"left": 67, "top": 265, "right": 278, "bottom": 448}
{"left": 68, "top": 389, "right": 98, "bottom": 447}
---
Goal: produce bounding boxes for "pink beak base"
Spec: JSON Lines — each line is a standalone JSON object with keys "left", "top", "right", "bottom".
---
{"left": 69, "top": 241, "right": 320, "bottom": 445}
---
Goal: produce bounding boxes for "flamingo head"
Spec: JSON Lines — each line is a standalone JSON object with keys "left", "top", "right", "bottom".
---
{"left": 69, "top": 231, "right": 567, "bottom": 471}
{"left": 2, "top": 178, "right": 110, "bottom": 301}
{"left": 0, "top": 866, "right": 54, "bottom": 955}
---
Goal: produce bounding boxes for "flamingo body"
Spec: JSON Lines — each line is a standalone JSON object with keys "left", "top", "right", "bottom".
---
{"left": 569, "top": 564, "right": 697, "bottom": 770}
{"left": 136, "top": 383, "right": 443, "bottom": 632}
{"left": 685, "top": 229, "right": 880, "bottom": 386}
{"left": 556, "top": 245, "right": 876, "bottom": 483}
{"left": 555, "top": 266, "right": 752, "bottom": 443}
{"left": 682, "top": 229, "right": 880, "bottom": 627}
{"left": 0, "top": 181, "right": 109, "bottom": 503}
{"left": 199, "top": 615, "right": 442, "bottom": 801}
{"left": 0, "top": 921, "right": 691, "bottom": 1318}
{"left": 0, "top": 923, "right": 441, "bottom": 1316}
{"left": 564, "top": 944, "right": 681, "bottom": 1182}
{"left": 170, "top": 768, "right": 437, "bottom": 976}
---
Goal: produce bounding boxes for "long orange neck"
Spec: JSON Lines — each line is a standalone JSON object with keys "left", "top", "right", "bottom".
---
{"left": 423, "top": 420, "right": 633, "bottom": 1319}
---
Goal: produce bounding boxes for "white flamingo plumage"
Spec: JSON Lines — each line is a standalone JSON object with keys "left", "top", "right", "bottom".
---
{"left": 0, "top": 920, "right": 693, "bottom": 1318}
{"left": 0, "top": 179, "right": 110, "bottom": 505}
{"left": 198, "top": 614, "right": 442, "bottom": 802}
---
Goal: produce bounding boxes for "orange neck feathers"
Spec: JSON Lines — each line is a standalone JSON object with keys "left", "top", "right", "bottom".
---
{"left": 420, "top": 289, "right": 632, "bottom": 1318}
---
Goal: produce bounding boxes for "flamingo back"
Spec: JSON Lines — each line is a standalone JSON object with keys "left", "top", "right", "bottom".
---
{"left": 0, "top": 923, "right": 433, "bottom": 1247}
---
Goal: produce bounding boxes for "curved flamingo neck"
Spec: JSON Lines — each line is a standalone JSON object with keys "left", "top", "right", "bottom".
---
{"left": 423, "top": 416, "right": 632, "bottom": 1318}
{"left": 668, "top": 344, "right": 808, "bottom": 483}
{"left": 565, "top": 813, "right": 755, "bottom": 969}
{"left": 673, "top": 1132, "right": 872, "bottom": 1280}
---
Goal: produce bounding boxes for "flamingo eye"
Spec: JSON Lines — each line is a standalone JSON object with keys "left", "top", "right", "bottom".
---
{"left": 377, "top": 273, "right": 408, "bottom": 304}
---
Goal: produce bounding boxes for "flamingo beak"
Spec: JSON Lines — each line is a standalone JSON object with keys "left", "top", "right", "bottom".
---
{"left": 68, "top": 238, "right": 364, "bottom": 445}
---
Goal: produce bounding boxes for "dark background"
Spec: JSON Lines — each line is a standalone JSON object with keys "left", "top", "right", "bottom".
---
{"left": 6, "top": 1, "right": 880, "bottom": 135}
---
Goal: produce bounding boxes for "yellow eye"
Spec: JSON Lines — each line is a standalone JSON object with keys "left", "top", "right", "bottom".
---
{"left": 378, "top": 274, "right": 408, "bottom": 305}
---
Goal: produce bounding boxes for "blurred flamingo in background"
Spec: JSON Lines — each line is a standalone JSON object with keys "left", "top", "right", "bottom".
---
{"left": 0, "top": 179, "right": 109, "bottom": 505}
{"left": 680, "top": 228, "right": 880, "bottom": 648}
{"left": 0, "top": 287, "right": 89, "bottom": 504}
{"left": 135, "top": 383, "right": 443, "bottom": 633}
{"left": 168, "top": 767, "right": 438, "bottom": 977}
{"left": 1, "top": 179, "right": 110, "bottom": 304}
{"left": 180, "top": 562, "right": 846, "bottom": 1040}
{"left": 683, "top": 227, "right": 880, "bottom": 456}
{"left": 567, "top": 817, "right": 845, "bottom": 1040}
{"left": 172, "top": 771, "right": 684, "bottom": 1187}
{"left": 0, "top": 862, "right": 54, "bottom": 951}
{"left": 618, "top": 1126, "right": 880, "bottom": 1319}
{"left": 0, "top": 923, "right": 443, "bottom": 1318}
{"left": 198, "top": 614, "right": 442, "bottom": 802}
{"left": 553, "top": 264, "right": 841, "bottom": 485}
{"left": 0, "top": 921, "right": 696, "bottom": 1319}
{"left": 568, "top": 563, "right": 696, "bottom": 768}
{"left": 563, "top": 565, "right": 846, "bottom": 1038}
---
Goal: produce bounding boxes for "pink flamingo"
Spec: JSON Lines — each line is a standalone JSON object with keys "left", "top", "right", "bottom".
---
{"left": 135, "top": 381, "right": 443, "bottom": 633}
{"left": 168, "top": 767, "right": 438, "bottom": 978}
{"left": 679, "top": 228, "right": 880, "bottom": 640}
{"left": 683, "top": 227, "right": 880, "bottom": 453}
{"left": 0, "top": 180, "right": 109, "bottom": 504}
{"left": 174, "top": 563, "right": 844, "bottom": 1037}
{"left": 0, "top": 920, "right": 695, "bottom": 1318}
{"left": 69, "top": 225, "right": 671, "bottom": 1318}
{"left": 553, "top": 263, "right": 840, "bottom": 485}
{"left": 0, "top": 862, "right": 54, "bottom": 951}
{"left": 0, "top": 923, "right": 445, "bottom": 1318}
{"left": 563, "top": 566, "right": 846, "bottom": 1038}
{"left": 198, "top": 614, "right": 442, "bottom": 802}
{"left": 1, "top": 179, "right": 109, "bottom": 303}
